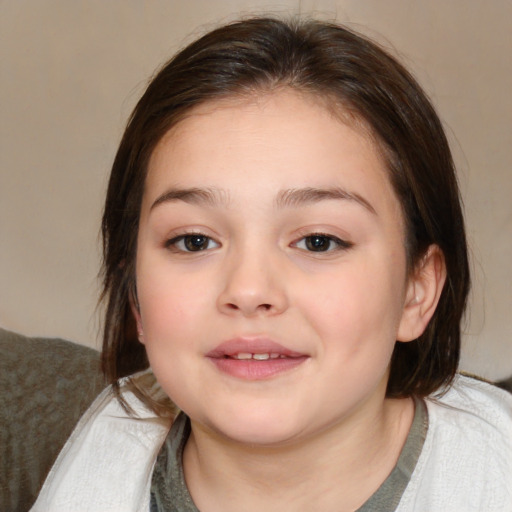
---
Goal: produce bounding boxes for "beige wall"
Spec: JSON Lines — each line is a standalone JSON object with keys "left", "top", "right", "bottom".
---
{"left": 1, "top": 0, "right": 511, "bottom": 380}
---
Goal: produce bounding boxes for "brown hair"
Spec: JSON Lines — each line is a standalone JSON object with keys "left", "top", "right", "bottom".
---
{"left": 100, "top": 17, "right": 470, "bottom": 412}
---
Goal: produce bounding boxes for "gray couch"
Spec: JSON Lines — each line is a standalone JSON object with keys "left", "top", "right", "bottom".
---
{"left": 0, "top": 329, "right": 105, "bottom": 512}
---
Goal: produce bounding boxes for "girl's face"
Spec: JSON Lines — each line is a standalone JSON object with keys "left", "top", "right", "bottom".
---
{"left": 134, "top": 90, "right": 414, "bottom": 445}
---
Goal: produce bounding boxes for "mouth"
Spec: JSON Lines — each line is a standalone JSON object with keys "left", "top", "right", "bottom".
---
{"left": 206, "top": 338, "right": 308, "bottom": 380}
{"left": 223, "top": 352, "right": 296, "bottom": 360}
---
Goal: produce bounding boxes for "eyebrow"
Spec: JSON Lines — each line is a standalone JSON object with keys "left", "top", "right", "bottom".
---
{"left": 150, "top": 185, "right": 376, "bottom": 215}
{"left": 275, "top": 187, "right": 377, "bottom": 214}
{"left": 150, "top": 187, "right": 230, "bottom": 211}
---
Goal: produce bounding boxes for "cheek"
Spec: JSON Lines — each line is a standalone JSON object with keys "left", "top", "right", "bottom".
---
{"left": 136, "top": 270, "right": 209, "bottom": 409}
{"left": 137, "top": 250, "right": 212, "bottom": 322}
{"left": 139, "top": 276, "right": 205, "bottom": 339}
{"left": 301, "top": 253, "right": 406, "bottom": 352}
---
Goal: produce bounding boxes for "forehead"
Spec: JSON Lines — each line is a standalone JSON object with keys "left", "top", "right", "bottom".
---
{"left": 144, "top": 89, "right": 399, "bottom": 216}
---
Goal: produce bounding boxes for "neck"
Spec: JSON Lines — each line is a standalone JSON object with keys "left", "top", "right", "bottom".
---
{"left": 183, "top": 395, "right": 414, "bottom": 512}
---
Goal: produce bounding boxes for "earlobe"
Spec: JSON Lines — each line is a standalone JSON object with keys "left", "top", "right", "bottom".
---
{"left": 129, "top": 289, "right": 145, "bottom": 344}
{"left": 397, "top": 245, "right": 447, "bottom": 342}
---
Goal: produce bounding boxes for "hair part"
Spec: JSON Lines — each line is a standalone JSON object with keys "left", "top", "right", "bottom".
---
{"left": 100, "top": 16, "right": 470, "bottom": 414}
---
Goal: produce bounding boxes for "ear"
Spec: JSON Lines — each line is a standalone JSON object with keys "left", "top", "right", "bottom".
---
{"left": 129, "top": 288, "right": 145, "bottom": 345}
{"left": 397, "top": 245, "right": 447, "bottom": 342}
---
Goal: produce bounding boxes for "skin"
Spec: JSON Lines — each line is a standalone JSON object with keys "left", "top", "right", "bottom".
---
{"left": 133, "top": 90, "right": 445, "bottom": 511}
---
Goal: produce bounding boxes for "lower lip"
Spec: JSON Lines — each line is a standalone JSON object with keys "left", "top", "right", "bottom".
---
{"left": 207, "top": 356, "right": 308, "bottom": 380}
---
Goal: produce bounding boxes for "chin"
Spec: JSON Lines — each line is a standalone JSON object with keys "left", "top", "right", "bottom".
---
{"left": 220, "top": 423, "right": 303, "bottom": 447}
{"left": 197, "top": 405, "right": 307, "bottom": 447}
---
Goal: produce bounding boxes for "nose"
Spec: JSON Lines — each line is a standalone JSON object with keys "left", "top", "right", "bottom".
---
{"left": 216, "top": 247, "right": 289, "bottom": 317}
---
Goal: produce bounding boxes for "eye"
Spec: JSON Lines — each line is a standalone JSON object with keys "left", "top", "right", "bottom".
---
{"left": 293, "top": 234, "right": 352, "bottom": 253}
{"left": 166, "top": 234, "right": 220, "bottom": 252}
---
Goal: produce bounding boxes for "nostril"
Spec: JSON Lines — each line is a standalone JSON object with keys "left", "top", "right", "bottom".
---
{"left": 223, "top": 302, "right": 273, "bottom": 312}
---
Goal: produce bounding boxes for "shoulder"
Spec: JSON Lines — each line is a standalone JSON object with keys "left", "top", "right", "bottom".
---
{"left": 426, "top": 374, "right": 512, "bottom": 471}
{"left": 427, "top": 374, "right": 512, "bottom": 440}
{"left": 398, "top": 375, "right": 512, "bottom": 512}
{"left": 31, "top": 379, "right": 171, "bottom": 512}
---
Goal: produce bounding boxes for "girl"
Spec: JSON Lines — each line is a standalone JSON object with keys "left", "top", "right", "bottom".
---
{"left": 32, "top": 17, "right": 511, "bottom": 512}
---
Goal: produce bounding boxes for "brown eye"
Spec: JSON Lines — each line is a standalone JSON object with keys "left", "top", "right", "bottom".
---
{"left": 293, "top": 233, "right": 353, "bottom": 253}
{"left": 166, "top": 234, "right": 220, "bottom": 252}
{"left": 305, "top": 235, "right": 332, "bottom": 252}
{"left": 184, "top": 235, "right": 210, "bottom": 251}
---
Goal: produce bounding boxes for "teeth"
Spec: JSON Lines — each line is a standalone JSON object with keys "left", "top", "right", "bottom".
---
{"left": 253, "top": 353, "right": 270, "bottom": 361}
{"left": 232, "top": 353, "right": 284, "bottom": 360}
{"left": 235, "top": 353, "right": 253, "bottom": 360}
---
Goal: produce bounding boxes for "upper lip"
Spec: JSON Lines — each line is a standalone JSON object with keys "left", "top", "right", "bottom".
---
{"left": 206, "top": 337, "right": 306, "bottom": 359}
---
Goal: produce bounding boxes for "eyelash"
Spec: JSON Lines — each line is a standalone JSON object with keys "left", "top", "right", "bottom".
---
{"left": 292, "top": 233, "right": 353, "bottom": 253}
{"left": 165, "top": 232, "right": 352, "bottom": 254}
{"left": 165, "top": 233, "right": 220, "bottom": 253}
